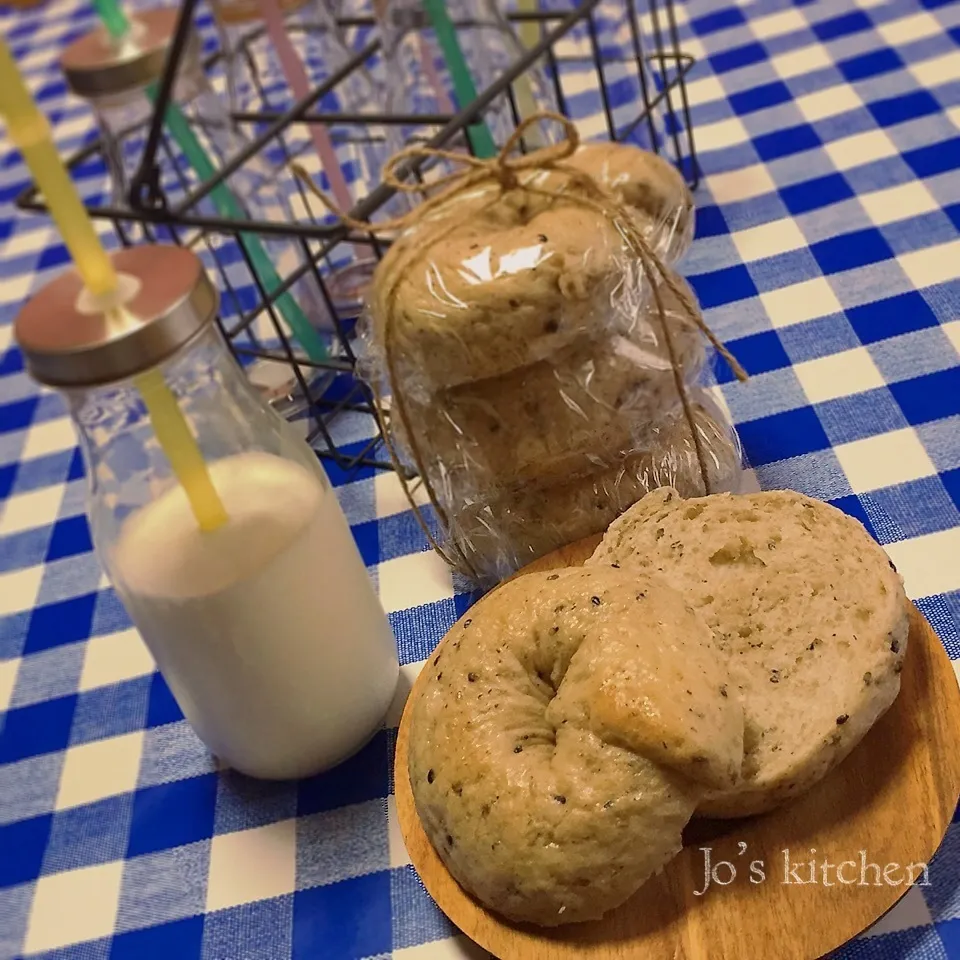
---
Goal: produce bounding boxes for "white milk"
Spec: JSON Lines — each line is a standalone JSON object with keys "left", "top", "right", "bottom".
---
{"left": 111, "top": 451, "right": 399, "bottom": 779}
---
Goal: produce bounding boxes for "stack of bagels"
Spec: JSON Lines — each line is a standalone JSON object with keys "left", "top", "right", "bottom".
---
{"left": 367, "top": 140, "right": 741, "bottom": 582}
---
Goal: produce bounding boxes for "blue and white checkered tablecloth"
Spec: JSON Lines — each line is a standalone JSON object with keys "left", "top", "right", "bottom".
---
{"left": 2, "top": 0, "right": 960, "bottom": 956}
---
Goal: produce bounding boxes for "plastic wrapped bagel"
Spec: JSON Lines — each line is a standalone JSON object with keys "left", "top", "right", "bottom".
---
{"left": 363, "top": 137, "right": 742, "bottom": 584}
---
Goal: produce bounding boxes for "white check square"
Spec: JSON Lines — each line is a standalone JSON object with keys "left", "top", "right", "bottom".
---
{"left": 794, "top": 348, "right": 886, "bottom": 404}
{"left": 885, "top": 527, "right": 960, "bottom": 600}
{"left": 796, "top": 85, "right": 863, "bottom": 123}
{"left": 385, "top": 659, "right": 422, "bottom": 729}
{"left": 206, "top": 819, "right": 297, "bottom": 911}
{"left": 0, "top": 657, "right": 19, "bottom": 714}
{"left": 0, "top": 565, "right": 45, "bottom": 617}
{"left": 377, "top": 550, "right": 455, "bottom": 614}
{"left": 835, "top": 428, "right": 936, "bottom": 493}
{"left": 79, "top": 628, "right": 155, "bottom": 692}
{"left": 708, "top": 163, "right": 777, "bottom": 204}
{"left": 859, "top": 181, "right": 939, "bottom": 227}
{"left": 0, "top": 484, "right": 64, "bottom": 537}
{"left": 910, "top": 51, "right": 960, "bottom": 89}
{"left": 24, "top": 861, "right": 124, "bottom": 954}
{"left": 684, "top": 75, "right": 725, "bottom": 108}
{"left": 394, "top": 936, "right": 493, "bottom": 960}
{"left": 387, "top": 794, "right": 412, "bottom": 869}
{"left": 879, "top": 12, "right": 941, "bottom": 46}
{"left": 825, "top": 129, "right": 898, "bottom": 172}
{"left": 772, "top": 44, "right": 832, "bottom": 80}
{"left": 697, "top": 116, "right": 749, "bottom": 152}
{"left": 19, "top": 417, "right": 76, "bottom": 463}
{"left": 374, "top": 470, "right": 429, "bottom": 521}
{"left": 733, "top": 218, "right": 807, "bottom": 262}
{"left": 55, "top": 731, "right": 145, "bottom": 810}
{"left": 0, "top": 271, "right": 38, "bottom": 305}
{"left": 751, "top": 8, "right": 807, "bottom": 39}
{"left": 943, "top": 320, "right": 960, "bottom": 356}
{"left": 899, "top": 240, "right": 960, "bottom": 290}
{"left": 761, "top": 277, "right": 844, "bottom": 328}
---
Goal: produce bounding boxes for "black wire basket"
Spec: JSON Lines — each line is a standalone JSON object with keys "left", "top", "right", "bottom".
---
{"left": 16, "top": 0, "right": 699, "bottom": 476}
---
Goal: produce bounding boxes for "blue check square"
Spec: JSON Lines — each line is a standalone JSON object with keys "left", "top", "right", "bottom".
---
{"left": 780, "top": 173, "right": 855, "bottom": 216}
{"left": 23, "top": 592, "right": 98, "bottom": 656}
{"left": 43, "top": 795, "right": 133, "bottom": 874}
{"left": 891, "top": 369, "right": 960, "bottom": 427}
{"left": 0, "top": 695, "right": 76, "bottom": 763}
{"left": 736, "top": 407, "right": 832, "bottom": 466}
{"left": 753, "top": 123, "right": 821, "bottom": 162}
{"left": 811, "top": 228, "right": 895, "bottom": 274}
{"left": 846, "top": 291, "right": 940, "bottom": 345}
{"left": 298, "top": 731, "right": 390, "bottom": 817}
{"left": 838, "top": 48, "right": 904, "bottom": 82}
{"left": 45, "top": 515, "right": 93, "bottom": 563}
{"left": 292, "top": 872, "right": 391, "bottom": 960}
{"left": 904, "top": 137, "right": 960, "bottom": 180}
{"left": 109, "top": 916, "right": 204, "bottom": 960}
{"left": 126, "top": 774, "right": 218, "bottom": 858}
{"left": 813, "top": 10, "right": 873, "bottom": 41}
{"left": 0, "top": 814, "right": 52, "bottom": 888}
{"left": 869, "top": 90, "right": 941, "bottom": 128}
{"left": 391, "top": 865, "right": 457, "bottom": 950}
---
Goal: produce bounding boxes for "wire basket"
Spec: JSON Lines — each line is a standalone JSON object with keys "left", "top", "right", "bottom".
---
{"left": 16, "top": 0, "right": 699, "bottom": 476}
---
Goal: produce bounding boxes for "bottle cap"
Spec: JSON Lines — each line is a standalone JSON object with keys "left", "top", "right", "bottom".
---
{"left": 14, "top": 244, "right": 219, "bottom": 388}
{"left": 60, "top": 8, "right": 200, "bottom": 100}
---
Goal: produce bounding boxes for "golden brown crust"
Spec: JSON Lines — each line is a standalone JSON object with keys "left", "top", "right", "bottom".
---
{"left": 408, "top": 566, "right": 743, "bottom": 925}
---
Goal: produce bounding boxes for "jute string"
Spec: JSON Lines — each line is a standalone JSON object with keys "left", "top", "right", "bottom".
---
{"left": 292, "top": 112, "right": 747, "bottom": 579}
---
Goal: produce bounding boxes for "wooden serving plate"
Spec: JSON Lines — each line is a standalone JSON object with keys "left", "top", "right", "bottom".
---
{"left": 395, "top": 536, "right": 960, "bottom": 960}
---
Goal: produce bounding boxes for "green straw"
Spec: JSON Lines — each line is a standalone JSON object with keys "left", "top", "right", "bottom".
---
{"left": 421, "top": 0, "right": 497, "bottom": 159}
{"left": 91, "top": 0, "right": 328, "bottom": 362}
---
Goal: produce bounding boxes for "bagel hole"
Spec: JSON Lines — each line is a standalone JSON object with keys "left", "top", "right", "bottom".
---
{"left": 535, "top": 667, "right": 557, "bottom": 695}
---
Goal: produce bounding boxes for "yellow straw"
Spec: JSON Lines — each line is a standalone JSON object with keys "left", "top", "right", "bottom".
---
{"left": 0, "top": 40, "right": 228, "bottom": 532}
{"left": 514, "top": 0, "right": 544, "bottom": 149}
{"left": 136, "top": 371, "right": 228, "bottom": 529}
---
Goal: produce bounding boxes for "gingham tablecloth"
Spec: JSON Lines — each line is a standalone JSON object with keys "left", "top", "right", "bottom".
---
{"left": 2, "top": 0, "right": 960, "bottom": 956}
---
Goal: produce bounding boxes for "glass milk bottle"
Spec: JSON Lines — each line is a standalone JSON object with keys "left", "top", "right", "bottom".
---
{"left": 58, "top": 8, "right": 333, "bottom": 333}
{"left": 13, "top": 245, "right": 399, "bottom": 779}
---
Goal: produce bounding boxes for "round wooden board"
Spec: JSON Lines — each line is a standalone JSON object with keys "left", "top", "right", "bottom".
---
{"left": 395, "top": 535, "right": 960, "bottom": 960}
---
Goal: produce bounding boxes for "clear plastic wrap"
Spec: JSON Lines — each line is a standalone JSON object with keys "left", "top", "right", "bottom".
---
{"left": 447, "top": 392, "right": 742, "bottom": 580}
{"left": 362, "top": 139, "right": 741, "bottom": 584}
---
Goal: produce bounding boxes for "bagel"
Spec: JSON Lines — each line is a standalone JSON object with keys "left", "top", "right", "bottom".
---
{"left": 589, "top": 488, "right": 909, "bottom": 817}
{"left": 408, "top": 565, "right": 744, "bottom": 925}
{"left": 565, "top": 142, "right": 695, "bottom": 264}
{"left": 389, "top": 270, "right": 708, "bottom": 488}
{"left": 447, "top": 396, "right": 742, "bottom": 581}
{"left": 405, "top": 313, "right": 705, "bottom": 491}
{"left": 372, "top": 200, "right": 627, "bottom": 389}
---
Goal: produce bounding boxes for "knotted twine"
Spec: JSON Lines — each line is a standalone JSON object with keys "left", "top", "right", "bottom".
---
{"left": 292, "top": 112, "right": 747, "bottom": 581}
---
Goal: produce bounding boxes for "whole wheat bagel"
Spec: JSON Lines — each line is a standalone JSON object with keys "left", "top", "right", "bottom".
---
{"left": 590, "top": 488, "right": 909, "bottom": 817}
{"left": 408, "top": 565, "right": 743, "bottom": 925}
{"left": 373, "top": 200, "right": 627, "bottom": 390}
{"left": 565, "top": 142, "right": 695, "bottom": 264}
{"left": 390, "top": 270, "right": 708, "bottom": 492}
{"left": 447, "top": 395, "right": 742, "bottom": 581}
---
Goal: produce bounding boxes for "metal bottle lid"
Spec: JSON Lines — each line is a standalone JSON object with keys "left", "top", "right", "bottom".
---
{"left": 14, "top": 245, "right": 219, "bottom": 388}
{"left": 60, "top": 8, "right": 201, "bottom": 100}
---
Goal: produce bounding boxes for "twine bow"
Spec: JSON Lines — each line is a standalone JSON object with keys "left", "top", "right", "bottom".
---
{"left": 292, "top": 112, "right": 747, "bottom": 580}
